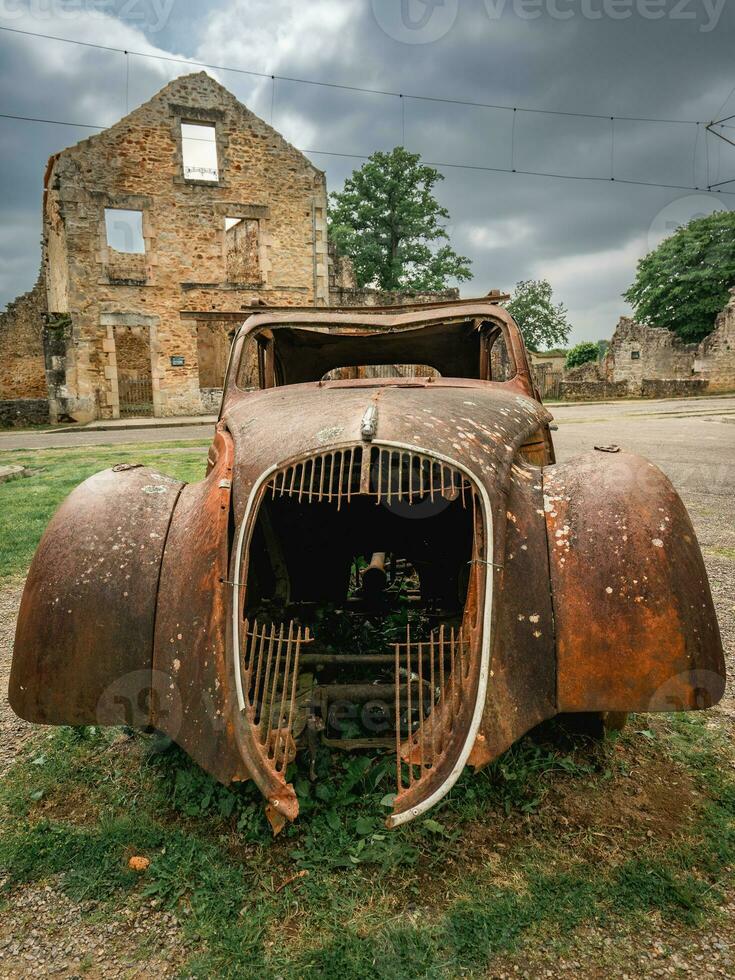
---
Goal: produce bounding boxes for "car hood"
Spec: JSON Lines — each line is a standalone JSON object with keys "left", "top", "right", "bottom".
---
{"left": 223, "top": 380, "right": 551, "bottom": 525}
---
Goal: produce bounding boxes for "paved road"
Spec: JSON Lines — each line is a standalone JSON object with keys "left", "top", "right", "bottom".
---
{"left": 0, "top": 421, "right": 217, "bottom": 451}
{"left": 551, "top": 394, "right": 735, "bottom": 498}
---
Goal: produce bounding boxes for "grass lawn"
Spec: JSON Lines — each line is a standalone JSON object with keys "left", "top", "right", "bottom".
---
{"left": 0, "top": 442, "right": 208, "bottom": 581}
{"left": 0, "top": 444, "right": 733, "bottom": 977}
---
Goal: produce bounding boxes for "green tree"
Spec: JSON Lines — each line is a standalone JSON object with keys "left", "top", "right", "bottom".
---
{"left": 328, "top": 147, "right": 472, "bottom": 291}
{"left": 506, "top": 279, "right": 571, "bottom": 352}
{"left": 565, "top": 341, "right": 600, "bottom": 369}
{"left": 624, "top": 210, "right": 735, "bottom": 343}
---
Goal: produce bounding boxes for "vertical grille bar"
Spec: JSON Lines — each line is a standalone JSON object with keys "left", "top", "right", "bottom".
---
{"left": 241, "top": 619, "right": 314, "bottom": 771}
{"left": 266, "top": 447, "right": 471, "bottom": 506}
{"left": 395, "top": 640, "right": 402, "bottom": 794}
{"left": 406, "top": 623, "right": 413, "bottom": 785}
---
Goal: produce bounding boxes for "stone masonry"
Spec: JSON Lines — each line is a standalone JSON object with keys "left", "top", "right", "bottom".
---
{"left": 0, "top": 277, "right": 47, "bottom": 398}
{"left": 605, "top": 316, "right": 699, "bottom": 393}
{"left": 326, "top": 242, "right": 459, "bottom": 308}
{"left": 0, "top": 74, "right": 463, "bottom": 423}
{"left": 695, "top": 288, "right": 735, "bottom": 392}
{"left": 559, "top": 292, "right": 735, "bottom": 400}
{"left": 32, "top": 72, "right": 330, "bottom": 421}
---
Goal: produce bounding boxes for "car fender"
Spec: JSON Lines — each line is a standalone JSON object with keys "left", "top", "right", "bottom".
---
{"left": 152, "top": 427, "right": 250, "bottom": 783}
{"left": 544, "top": 451, "right": 724, "bottom": 713}
{"left": 10, "top": 465, "right": 183, "bottom": 725}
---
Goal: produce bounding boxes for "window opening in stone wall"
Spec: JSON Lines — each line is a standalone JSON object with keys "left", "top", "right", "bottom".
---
{"left": 104, "top": 209, "right": 144, "bottom": 254}
{"left": 225, "top": 217, "right": 261, "bottom": 283}
{"left": 181, "top": 123, "right": 219, "bottom": 181}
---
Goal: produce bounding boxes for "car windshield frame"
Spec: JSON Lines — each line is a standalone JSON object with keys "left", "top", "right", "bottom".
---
{"left": 222, "top": 301, "right": 533, "bottom": 400}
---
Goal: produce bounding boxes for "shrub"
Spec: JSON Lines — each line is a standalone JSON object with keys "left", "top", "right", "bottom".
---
{"left": 565, "top": 342, "right": 599, "bottom": 369}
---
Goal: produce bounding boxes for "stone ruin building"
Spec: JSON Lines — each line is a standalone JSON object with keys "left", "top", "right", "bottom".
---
{"left": 561, "top": 288, "right": 735, "bottom": 401}
{"left": 0, "top": 73, "right": 455, "bottom": 426}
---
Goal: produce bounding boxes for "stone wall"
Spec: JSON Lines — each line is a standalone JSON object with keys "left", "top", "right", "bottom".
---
{"left": 639, "top": 378, "right": 709, "bottom": 398}
{"left": 0, "top": 398, "right": 49, "bottom": 428}
{"left": 327, "top": 242, "right": 357, "bottom": 292}
{"left": 564, "top": 359, "right": 602, "bottom": 383}
{"left": 0, "top": 276, "right": 47, "bottom": 400}
{"left": 42, "top": 314, "right": 75, "bottom": 423}
{"left": 559, "top": 379, "right": 629, "bottom": 401}
{"left": 695, "top": 288, "right": 735, "bottom": 392}
{"left": 557, "top": 306, "right": 731, "bottom": 403}
{"left": 199, "top": 387, "right": 224, "bottom": 414}
{"left": 605, "top": 316, "right": 698, "bottom": 393}
{"left": 326, "top": 241, "right": 460, "bottom": 307}
{"left": 330, "top": 286, "right": 460, "bottom": 307}
{"left": 39, "top": 71, "right": 329, "bottom": 421}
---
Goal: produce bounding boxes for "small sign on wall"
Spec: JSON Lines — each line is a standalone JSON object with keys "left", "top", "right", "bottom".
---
{"left": 170, "top": 355, "right": 186, "bottom": 367}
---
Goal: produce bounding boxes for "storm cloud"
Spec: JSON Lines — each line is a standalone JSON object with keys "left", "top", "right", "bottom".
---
{"left": 1, "top": 0, "right": 733, "bottom": 343}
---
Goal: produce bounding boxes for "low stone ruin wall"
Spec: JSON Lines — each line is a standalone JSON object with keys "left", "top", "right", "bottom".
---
{"left": 559, "top": 377, "right": 711, "bottom": 401}
{"left": 0, "top": 398, "right": 50, "bottom": 427}
{"left": 639, "top": 378, "right": 709, "bottom": 399}
{"left": 559, "top": 380, "right": 629, "bottom": 401}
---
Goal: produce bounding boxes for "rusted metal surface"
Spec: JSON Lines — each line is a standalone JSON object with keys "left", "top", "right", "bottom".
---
{"left": 9, "top": 298, "right": 725, "bottom": 832}
{"left": 152, "top": 427, "right": 246, "bottom": 784}
{"left": 471, "top": 459, "right": 557, "bottom": 769}
{"left": 237, "top": 619, "right": 313, "bottom": 823}
{"left": 362, "top": 552, "right": 387, "bottom": 596}
{"left": 222, "top": 299, "right": 536, "bottom": 399}
{"left": 10, "top": 466, "right": 183, "bottom": 725}
{"left": 544, "top": 451, "right": 725, "bottom": 712}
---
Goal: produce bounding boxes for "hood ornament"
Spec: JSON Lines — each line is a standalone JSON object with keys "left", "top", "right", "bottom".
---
{"left": 360, "top": 404, "right": 379, "bottom": 442}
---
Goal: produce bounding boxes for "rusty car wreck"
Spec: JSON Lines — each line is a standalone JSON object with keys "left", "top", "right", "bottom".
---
{"left": 10, "top": 299, "right": 726, "bottom": 832}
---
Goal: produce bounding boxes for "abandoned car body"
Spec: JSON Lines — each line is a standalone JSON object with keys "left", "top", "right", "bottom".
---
{"left": 10, "top": 300, "right": 726, "bottom": 830}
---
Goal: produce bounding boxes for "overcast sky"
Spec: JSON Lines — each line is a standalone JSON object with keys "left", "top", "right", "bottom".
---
{"left": 1, "top": 0, "right": 733, "bottom": 344}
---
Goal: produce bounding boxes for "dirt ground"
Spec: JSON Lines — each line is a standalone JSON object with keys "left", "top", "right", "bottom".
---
{"left": 0, "top": 395, "right": 733, "bottom": 977}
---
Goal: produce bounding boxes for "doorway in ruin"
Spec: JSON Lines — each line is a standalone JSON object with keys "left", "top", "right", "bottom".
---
{"left": 114, "top": 325, "right": 153, "bottom": 418}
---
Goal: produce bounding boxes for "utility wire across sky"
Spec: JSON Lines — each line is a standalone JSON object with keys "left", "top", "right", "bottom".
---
{"left": 0, "top": 23, "right": 733, "bottom": 196}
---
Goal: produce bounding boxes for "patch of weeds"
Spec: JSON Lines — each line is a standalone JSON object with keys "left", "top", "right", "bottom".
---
{"left": 610, "top": 859, "right": 713, "bottom": 925}
{"left": 1, "top": 707, "right": 734, "bottom": 977}
{"left": 293, "top": 923, "right": 443, "bottom": 980}
{"left": 0, "top": 815, "right": 165, "bottom": 902}
{"left": 288, "top": 754, "right": 421, "bottom": 871}
{"left": 443, "top": 887, "right": 535, "bottom": 967}
{"left": 151, "top": 746, "right": 270, "bottom": 841}
{"left": 0, "top": 726, "right": 125, "bottom": 817}
{"left": 445, "top": 728, "right": 598, "bottom": 820}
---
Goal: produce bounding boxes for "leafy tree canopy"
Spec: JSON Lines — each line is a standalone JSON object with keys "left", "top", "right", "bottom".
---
{"left": 623, "top": 210, "right": 735, "bottom": 343}
{"left": 328, "top": 147, "right": 472, "bottom": 292}
{"left": 506, "top": 279, "right": 571, "bottom": 352}
{"left": 566, "top": 341, "right": 600, "bottom": 369}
